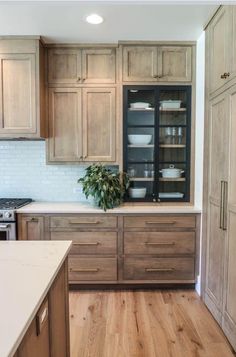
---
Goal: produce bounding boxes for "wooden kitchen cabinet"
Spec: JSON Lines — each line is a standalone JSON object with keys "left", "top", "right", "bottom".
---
{"left": 17, "top": 299, "right": 50, "bottom": 357}
{"left": 122, "top": 45, "right": 192, "bottom": 82}
{"left": 15, "top": 260, "right": 70, "bottom": 357}
{"left": 209, "top": 6, "right": 230, "bottom": 94}
{"left": 203, "top": 9, "right": 236, "bottom": 350}
{"left": 48, "top": 48, "right": 81, "bottom": 84}
{"left": 48, "top": 88, "right": 82, "bottom": 162}
{"left": 18, "top": 212, "right": 199, "bottom": 285}
{"left": 48, "top": 47, "right": 116, "bottom": 84}
{"left": 205, "top": 92, "right": 229, "bottom": 323}
{"left": 82, "top": 87, "right": 116, "bottom": 161}
{"left": 122, "top": 46, "right": 158, "bottom": 82}
{"left": 18, "top": 215, "right": 45, "bottom": 241}
{"left": 47, "top": 87, "right": 116, "bottom": 163}
{"left": 0, "top": 38, "right": 47, "bottom": 138}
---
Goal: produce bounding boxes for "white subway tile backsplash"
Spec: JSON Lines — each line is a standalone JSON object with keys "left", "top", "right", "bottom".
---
{"left": 0, "top": 141, "right": 89, "bottom": 201}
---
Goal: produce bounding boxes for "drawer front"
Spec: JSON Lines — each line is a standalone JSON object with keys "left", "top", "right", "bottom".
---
{"left": 123, "top": 257, "right": 194, "bottom": 281}
{"left": 50, "top": 215, "right": 117, "bottom": 229}
{"left": 124, "top": 232, "right": 195, "bottom": 255}
{"left": 51, "top": 231, "right": 117, "bottom": 255}
{"left": 124, "top": 215, "right": 196, "bottom": 229}
{"left": 69, "top": 256, "right": 117, "bottom": 281}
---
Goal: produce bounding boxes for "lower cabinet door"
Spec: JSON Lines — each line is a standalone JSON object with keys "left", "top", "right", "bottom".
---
{"left": 69, "top": 256, "right": 117, "bottom": 281}
{"left": 123, "top": 257, "right": 195, "bottom": 281}
{"left": 18, "top": 299, "right": 50, "bottom": 357}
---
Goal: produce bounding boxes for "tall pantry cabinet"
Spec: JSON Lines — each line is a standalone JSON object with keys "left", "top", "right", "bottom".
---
{"left": 203, "top": 5, "right": 236, "bottom": 351}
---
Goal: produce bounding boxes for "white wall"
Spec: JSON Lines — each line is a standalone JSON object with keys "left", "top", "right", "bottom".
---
{"left": 195, "top": 31, "right": 205, "bottom": 294}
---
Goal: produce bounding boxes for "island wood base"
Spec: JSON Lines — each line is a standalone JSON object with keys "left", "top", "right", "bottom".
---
{"left": 14, "top": 260, "right": 70, "bottom": 357}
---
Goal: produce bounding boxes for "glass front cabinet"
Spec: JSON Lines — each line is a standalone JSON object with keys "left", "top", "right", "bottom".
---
{"left": 123, "top": 86, "right": 192, "bottom": 202}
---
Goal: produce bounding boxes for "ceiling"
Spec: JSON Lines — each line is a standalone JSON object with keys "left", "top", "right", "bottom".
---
{"left": 0, "top": 2, "right": 218, "bottom": 43}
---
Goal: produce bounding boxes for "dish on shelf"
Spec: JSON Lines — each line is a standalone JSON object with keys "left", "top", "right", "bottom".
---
{"left": 128, "top": 134, "right": 152, "bottom": 145}
{"left": 129, "top": 187, "right": 147, "bottom": 198}
{"left": 159, "top": 192, "right": 184, "bottom": 198}
{"left": 130, "top": 102, "right": 151, "bottom": 109}
{"left": 159, "top": 164, "right": 184, "bottom": 178}
{"left": 159, "top": 100, "right": 181, "bottom": 109}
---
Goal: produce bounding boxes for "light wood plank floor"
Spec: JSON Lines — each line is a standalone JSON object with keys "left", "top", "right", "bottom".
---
{"left": 69, "top": 290, "right": 235, "bottom": 357}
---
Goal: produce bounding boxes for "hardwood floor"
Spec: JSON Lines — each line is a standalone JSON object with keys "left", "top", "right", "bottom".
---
{"left": 69, "top": 290, "right": 235, "bottom": 357}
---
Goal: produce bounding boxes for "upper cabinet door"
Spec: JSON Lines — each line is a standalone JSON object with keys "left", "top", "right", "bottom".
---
{"left": 122, "top": 46, "right": 158, "bottom": 82}
{"left": 0, "top": 54, "right": 36, "bottom": 134}
{"left": 82, "top": 88, "right": 116, "bottom": 162}
{"left": 158, "top": 46, "right": 192, "bottom": 82}
{"left": 210, "top": 7, "right": 230, "bottom": 94}
{"left": 81, "top": 48, "right": 116, "bottom": 84}
{"left": 48, "top": 88, "right": 82, "bottom": 162}
{"left": 48, "top": 49, "right": 82, "bottom": 84}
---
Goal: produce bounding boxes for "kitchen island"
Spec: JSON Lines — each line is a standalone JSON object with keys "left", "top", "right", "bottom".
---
{"left": 0, "top": 240, "right": 71, "bottom": 357}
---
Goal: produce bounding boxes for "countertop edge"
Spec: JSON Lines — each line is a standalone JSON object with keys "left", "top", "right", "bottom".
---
{"left": 16, "top": 202, "right": 202, "bottom": 214}
{"left": 8, "top": 241, "right": 72, "bottom": 357}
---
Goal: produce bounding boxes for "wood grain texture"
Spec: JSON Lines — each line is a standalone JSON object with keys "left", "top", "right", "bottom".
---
{"left": 69, "top": 290, "right": 235, "bottom": 357}
{"left": 124, "top": 231, "right": 195, "bottom": 255}
{"left": 124, "top": 215, "right": 196, "bottom": 229}
{"left": 51, "top": 231, "right": 117, "bottom": 255}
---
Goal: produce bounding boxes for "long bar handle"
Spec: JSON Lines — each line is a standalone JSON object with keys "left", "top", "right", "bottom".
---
{"left": 70, "top": 268, "right": 99, "bottom": 273}
{"left": 223, "top": 181, "right": 228, "bottom": 231}
{"left": 69, "top": 220, "right": 100, "bottom": 225}
{"left": 145, "top": 242, "right": 175, "bottom": 246}
{"left": 145, "top": 221, "right": 176, "bottom": 225}
{"left": 0, "top": 224, "right": 10, "bottom": 229}
{"left": 145, "top": 268, "right": 174, "bottom": 272}
{"left": 73, "top": 242, "right": 99, "bottom": 246}
{"left": 220, "top": 180, "right": 224, "bottom": 229}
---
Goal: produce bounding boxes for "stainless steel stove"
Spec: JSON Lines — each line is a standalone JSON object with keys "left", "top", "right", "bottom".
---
{"left": 0, "top": 198, "right": 32, "bottom": 240}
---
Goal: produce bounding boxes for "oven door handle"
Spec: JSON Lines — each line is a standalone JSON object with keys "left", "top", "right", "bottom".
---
{"left": 0, "top": 224, "right": 10, "bottom": 229}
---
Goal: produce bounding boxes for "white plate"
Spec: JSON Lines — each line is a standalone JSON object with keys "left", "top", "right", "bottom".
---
{"left": 159, "top": 192, "right": 184, "bottom": 198}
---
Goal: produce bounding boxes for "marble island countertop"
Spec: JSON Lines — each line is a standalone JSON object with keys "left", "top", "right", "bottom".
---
{"left": 0, "top": 241, "right": 72, "bottom": 357}
{"left": 16, "top": 201, "right": 201, "bottom": 214}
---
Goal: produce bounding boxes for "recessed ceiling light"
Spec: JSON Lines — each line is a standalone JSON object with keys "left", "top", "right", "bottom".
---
{"left": 85, "top": 14, "right": 104, "bottom": 25}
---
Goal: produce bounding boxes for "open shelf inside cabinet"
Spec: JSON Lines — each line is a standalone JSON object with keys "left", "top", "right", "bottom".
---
{"left": 123, "top": 85, "right": 191, "bottom": 203}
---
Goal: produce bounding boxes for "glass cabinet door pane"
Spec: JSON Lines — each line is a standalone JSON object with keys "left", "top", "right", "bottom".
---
{"left": 125, "top": 88, "right": 156, "bottom": 201}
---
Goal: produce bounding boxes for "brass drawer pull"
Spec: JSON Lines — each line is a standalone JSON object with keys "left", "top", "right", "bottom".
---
{"left": 145, "top": 268, "right": 174, "bottom": 272}
{"left": 145, "top": 242, "right": 175, "bottom": 246}
{"left": 70, "top": 268, "right": 99, "bottom": 273}
{"left": 145, "top": 221, "right": 176, "bottom": 225}
{"left": 73, "top": 242, "right": 99, "bottom": 246}
{"left": 31, "top": 217, "right": 38, "bottom": 222}
{"left": 69, "top": 220, "right": 100, "bottom": 225}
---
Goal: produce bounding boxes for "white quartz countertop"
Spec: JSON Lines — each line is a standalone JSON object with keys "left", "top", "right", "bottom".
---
{"left": 17, "top": 202, "right": 201, "bottom": 214}
{"left": 0, "top": 241, "right": 72, "bottom": 357}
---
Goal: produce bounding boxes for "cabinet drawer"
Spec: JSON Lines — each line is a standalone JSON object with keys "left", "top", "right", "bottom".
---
{"left": 123, "top": 257, "right": 194, "bottom": 281}
{"left": 69, "top": 256, "right": 117, "bottom": 281}
{"left": 124, "top": 215, "right": 196, "bottom": 229}
{"left": 50, "top": 215, "right": 117, "bottom": 229}
{"left": 51, "top": 231, "right": 117, "bottom": 255}
{"left": 124, "top": 232, "right": 195, "bottom": 255}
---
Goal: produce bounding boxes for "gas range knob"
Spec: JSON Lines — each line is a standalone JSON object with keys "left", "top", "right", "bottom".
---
{"left": 5, "top": 212, "right": 12, "bottom": 219}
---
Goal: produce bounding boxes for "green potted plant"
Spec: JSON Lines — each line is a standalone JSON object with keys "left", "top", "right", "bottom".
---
{"left": 78, "top": 164, "right": 129, "bottom": 211}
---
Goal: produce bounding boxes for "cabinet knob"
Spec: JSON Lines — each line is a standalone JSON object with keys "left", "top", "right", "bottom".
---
{"left": 153, "top": 75, "right": 162, "bottom": 79}
{"left": 77, "top": 77, "right": 81, "bottom": 82}
{"left": 221, "top": 72, "right": 230, "bottom": 79}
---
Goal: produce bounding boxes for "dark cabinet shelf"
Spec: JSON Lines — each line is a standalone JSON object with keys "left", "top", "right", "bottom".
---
{"left": 123, "top": 85, "right": 191, "bottom": 203}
